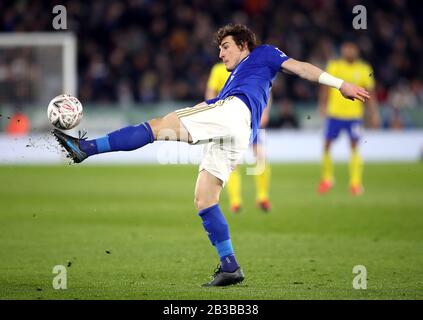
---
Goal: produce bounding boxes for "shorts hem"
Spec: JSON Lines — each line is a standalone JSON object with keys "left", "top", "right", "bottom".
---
{"left": 199, "top": 167, "right": 227, "bottom": 187}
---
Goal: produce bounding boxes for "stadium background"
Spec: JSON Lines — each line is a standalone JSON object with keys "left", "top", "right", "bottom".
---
{"left": 0, "top": 0, "right": 422, "bottom": 300}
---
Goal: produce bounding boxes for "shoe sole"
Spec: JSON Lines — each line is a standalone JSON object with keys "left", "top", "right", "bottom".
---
{"left": 202, "top": 276, "right": 244, "bottom": 287}
{"left": 52, "top": 130, "right": 86, "bottom": 163}
{"left": 201, "top": 268, "right": 245, "bottom": 287}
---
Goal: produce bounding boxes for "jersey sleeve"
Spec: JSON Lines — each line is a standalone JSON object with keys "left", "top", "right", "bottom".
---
{"left": 205, "top": 97, "right": 219, "bottom": 105}
{"left": 264, "top": 45, "right": 290, "bottom": 72}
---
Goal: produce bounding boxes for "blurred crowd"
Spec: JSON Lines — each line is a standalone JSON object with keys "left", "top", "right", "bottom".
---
{"left": 0, "top": 0, "right": 422, "bottom": 129}
{"left": 0, "top": 48, "right": 39, "bottom": 105}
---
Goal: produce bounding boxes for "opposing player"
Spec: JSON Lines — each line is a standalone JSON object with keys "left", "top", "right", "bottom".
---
{"left": 205, "top": 63, "right": 272, "bottom": 213}
{"left": 317, "top": 41, "right": 379, "bottom": 195}
{"left": 53, "top": 24, "right": 370, "bottom": 287}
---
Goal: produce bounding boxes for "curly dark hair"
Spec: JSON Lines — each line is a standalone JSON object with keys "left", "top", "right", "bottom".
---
{"left": 214, "top": 24, "right": 257, "bottom": 52}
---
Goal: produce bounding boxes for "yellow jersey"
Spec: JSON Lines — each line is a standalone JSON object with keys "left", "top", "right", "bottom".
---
{"left": 326, "top": 59, "right": 375, "bottom": 119}
{"left": 206, "top": 63, "right": 230, "bottom": 93}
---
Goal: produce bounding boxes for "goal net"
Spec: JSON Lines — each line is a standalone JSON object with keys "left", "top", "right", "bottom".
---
{"left": 0, "top": 32, "right": 76, "bottom": 130}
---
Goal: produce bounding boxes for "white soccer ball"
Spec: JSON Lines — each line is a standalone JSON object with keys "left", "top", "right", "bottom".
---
{"left": 47, "top": 94, "right": 83, "bottom": 130}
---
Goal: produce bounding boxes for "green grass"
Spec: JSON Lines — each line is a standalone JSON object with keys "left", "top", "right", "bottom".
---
{"left": 0, "top": 163, "right": 422, "bottom": 300}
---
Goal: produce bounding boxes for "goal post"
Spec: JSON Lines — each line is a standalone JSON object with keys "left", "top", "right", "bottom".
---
{"left": 0, "top": 32, "right": 77, "bottom": 107}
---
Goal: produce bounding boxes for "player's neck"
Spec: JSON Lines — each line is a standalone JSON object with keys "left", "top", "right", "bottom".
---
{"left": 344, "top": 58, "right": 357, "bottom": 64}
{"left": 234, "top": 51, "right": 250, "bottom": 67}
{"left": 240, "top": 50, "right": 250, "bottom": 61}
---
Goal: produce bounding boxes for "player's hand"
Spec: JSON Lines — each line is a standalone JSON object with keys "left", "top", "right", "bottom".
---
{"left": 339, "top": 82, "right": 370, "bottom": 102}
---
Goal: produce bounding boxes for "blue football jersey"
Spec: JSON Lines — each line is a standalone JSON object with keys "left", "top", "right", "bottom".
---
{"left": 213, "top": 45, "right": 290, "bottom": 142}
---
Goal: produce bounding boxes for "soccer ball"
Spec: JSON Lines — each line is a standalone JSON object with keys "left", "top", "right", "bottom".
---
{"left": 47, "top": 94, "right": 83, "bottom": 130}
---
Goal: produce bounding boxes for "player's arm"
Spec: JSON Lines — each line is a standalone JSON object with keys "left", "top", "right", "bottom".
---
{"left": 260, "top": 93, "right": 272, "bottom": 127}
{"left": 363, "top": 66, "right": 380, "bottom": 128}
{"left": 281, "top": 58, "right": 370, "bottom": 102}
{"left": 366, "top": 89, "right": 380, "bottom": 128}
{"left": 318, "top": 86, "right": 329, "bottom": 117}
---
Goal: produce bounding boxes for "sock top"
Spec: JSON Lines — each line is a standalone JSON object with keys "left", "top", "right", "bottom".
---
{"left": 142, "top": 122, "right": 154, "bottom": 143}
{"left": 197, "top": 203, "right": 220, "bottom": 217}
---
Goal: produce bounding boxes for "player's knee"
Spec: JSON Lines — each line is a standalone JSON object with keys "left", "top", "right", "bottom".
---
{"left": 194, "top": 197, "right": 207, "bottom": 211}
{"left": 148, "top": 117, "right": 164, "bottom": 138}
{"left": 194, "top": 195, "right": 218, "bottom": 211}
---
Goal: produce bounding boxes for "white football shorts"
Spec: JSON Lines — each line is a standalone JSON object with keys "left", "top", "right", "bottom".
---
{"left": 175, "top": 96, "right": 251, "bottom": 185}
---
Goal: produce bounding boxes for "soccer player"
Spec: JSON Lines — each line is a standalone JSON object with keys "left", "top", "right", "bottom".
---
{"left": 317, "top": 41, "right": 379, "bottom": 196}
{"left": 53, "top": 24, "right": 370, "bottom": 287}
{"left": 205, "top": 62, "right": 272, "bottom": 213}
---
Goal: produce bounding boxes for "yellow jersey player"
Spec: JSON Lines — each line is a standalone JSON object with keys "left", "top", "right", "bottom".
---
{"left": 206, "top": 62, "right": 272, "bottom": 213}
{"left": 318, "top": 41, "right": 380, "bottom": 195}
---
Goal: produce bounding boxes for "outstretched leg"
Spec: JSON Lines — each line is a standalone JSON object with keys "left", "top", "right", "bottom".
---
{"left": 82, "top": 111, "right": 193, "bottom": 152}
{"left": 52, "top": 103, "right": 207, "bottom": 163}
{"left": 195, "top": 169, "right": 244, "bottom": 287}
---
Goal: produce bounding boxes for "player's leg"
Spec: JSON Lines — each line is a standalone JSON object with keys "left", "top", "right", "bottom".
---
{"left": 76, "top": 118, "right": 167, "bottom": 155}
{"left": 195, "top": 170, "right": 238, "bottom": 274}
{"left": 189, "top": 97, "right": 250, "bottom": 286}
{"left": 226, "top": 167, "right": 242, "bottom": 213}
{"left": 149, "top": 111, "right": 193, "bottom": 142}
{"left": 318, "top": 117, "right": 338, "bottom": 194}
{"left": 322, "top": 139, "right": 333, "bottom": 183}
{"left": 52, "top": 103, "right": 207, "bottom": 163}
{"left": 79, "top": 111, "right": 193, "bottom": 153}
{"left": 253, "top": 140, "right": 271, "bottom": 212}
{"left": 196, "top": 169, "right": 244, "bottom": 287}
{"left": 348, "top": 120, "right": 364, "bottom": 195}
{"left": 197, "top": 138, "right": 247, "bottom": 287}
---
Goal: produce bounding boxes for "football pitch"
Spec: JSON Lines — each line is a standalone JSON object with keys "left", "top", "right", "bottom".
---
{"left": 0, "top": 163, "right": 422, "bottom": 300}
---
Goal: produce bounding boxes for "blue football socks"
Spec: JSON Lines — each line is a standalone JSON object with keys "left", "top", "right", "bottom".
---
{"left": 80, "top": 122, "right": 154, "bottom": 157}
{"left": 198, "top": 204, "right": 240, "bottom": 273}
